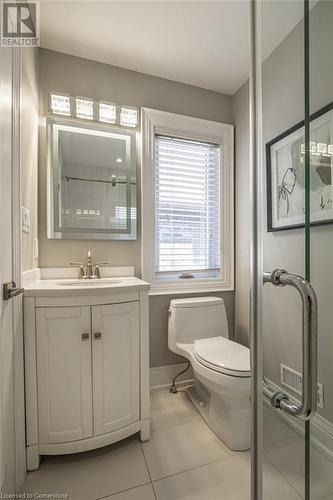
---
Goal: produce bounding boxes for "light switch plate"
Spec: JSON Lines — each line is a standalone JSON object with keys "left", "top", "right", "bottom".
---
{"left": 22, "top": 207, "right": 31, "bottom": 233}
{"left": 0, "top": 271, "right": 2, "bottom": 319}
{"left": 34, "top": 238, "right": 39, "bottom": 259}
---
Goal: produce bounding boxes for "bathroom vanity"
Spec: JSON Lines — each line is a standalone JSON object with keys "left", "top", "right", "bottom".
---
{"left": 23, "top": 276, "right": 150, "bottom": 471}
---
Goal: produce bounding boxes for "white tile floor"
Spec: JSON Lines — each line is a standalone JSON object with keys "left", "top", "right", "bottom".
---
{"left": 265, "top": 436, "right": 333, "bottom": 499}
{"left": 20, "top": 390, "right": 333, "bottom": 500}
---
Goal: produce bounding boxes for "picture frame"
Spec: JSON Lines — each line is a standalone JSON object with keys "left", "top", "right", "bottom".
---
{"left": 266, "top": 101, "right": 333, "bottom": 232}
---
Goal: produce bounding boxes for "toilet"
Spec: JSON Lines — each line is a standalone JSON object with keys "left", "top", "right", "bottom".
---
{"left": 168, "top": 296, "right": 251, "bottom": 451}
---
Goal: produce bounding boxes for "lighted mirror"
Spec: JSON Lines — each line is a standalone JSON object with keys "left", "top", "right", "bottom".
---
{"left": 47, "top": 117, "right": 137, "bottom": 240}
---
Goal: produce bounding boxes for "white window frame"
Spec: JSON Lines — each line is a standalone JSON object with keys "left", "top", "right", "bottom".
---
{"left": 141, "top": 107, "right": 234, "bottom": 295}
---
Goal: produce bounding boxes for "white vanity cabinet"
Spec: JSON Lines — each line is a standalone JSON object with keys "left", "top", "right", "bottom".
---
{"left": 23, "top": 278, "right": 150, "bottom": 471}
{"left": 92, "top": 302, "right": 140, "bottom": 436}
{"left": 36, "top": 306, "right": 93, "bottom": 445}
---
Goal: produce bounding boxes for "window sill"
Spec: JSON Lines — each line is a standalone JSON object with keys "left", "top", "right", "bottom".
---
{"left": 148, "top": 280, "right": 234, "bottom": 296}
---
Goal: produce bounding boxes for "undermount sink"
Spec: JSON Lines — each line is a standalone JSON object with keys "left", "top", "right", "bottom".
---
{"left": 58, "top": 279, "right": 122, "bottom": 286}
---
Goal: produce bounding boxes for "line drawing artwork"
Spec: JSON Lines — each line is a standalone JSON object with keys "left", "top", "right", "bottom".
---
{"left": 267, "top": 104, "right": 333, "bottom": 231}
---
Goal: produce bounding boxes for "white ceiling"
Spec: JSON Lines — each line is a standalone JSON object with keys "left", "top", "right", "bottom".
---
{"left": 40, "top": 0, "right": 305, "bottom": 96}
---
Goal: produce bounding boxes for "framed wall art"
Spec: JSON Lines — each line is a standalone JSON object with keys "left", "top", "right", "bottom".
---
{"left": 266, "top": 102, "right": 333, "bottom": 231}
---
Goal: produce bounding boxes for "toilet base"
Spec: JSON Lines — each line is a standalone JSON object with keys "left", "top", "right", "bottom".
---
{"left": 187, "top": 382, "right": 250, "bottom": 452}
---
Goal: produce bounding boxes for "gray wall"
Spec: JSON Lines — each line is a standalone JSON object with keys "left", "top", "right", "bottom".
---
{"left": 232, "top": 81, "right": 250, "bottom": 348}
{"left": 39, "top": 48, "right": 235, "bottom": 367}
{"left": 21, "top": 48, "right": 39, "bottom": 272}
{"left": 234, "top": 0, "right": 333, "bottom": 422}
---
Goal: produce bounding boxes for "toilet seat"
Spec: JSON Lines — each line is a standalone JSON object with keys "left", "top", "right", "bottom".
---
{"left": 193, "top": 337, "right": 251, "bottom": 378}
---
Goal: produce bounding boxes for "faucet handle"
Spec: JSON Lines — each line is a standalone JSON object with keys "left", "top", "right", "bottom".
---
{"left": 94, "top": 263, "right": 109, "bottom": 279}
{"left": 70, "top": 262, "right": 86, "bottom": 279}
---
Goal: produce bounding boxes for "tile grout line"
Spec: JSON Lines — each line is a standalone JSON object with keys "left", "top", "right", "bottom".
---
{"left": 150, "top": 450, "right": 242, "bottom": 485}
{"left": 94, "top": 480, "right": 152, "bottom": 500}
{"left": 139, "top": 440, "right": 158, "bottom": 500}
{"left": 144, "top": 393, "right": 233, "bottom": 498}
{"left": 264, "top": 452, "right": 304, "bottom": 498}
{"left": 150, "top": 478, "right": 159, "bottom": 500}
{"left": 150, "top": 392, "right": 203, "bottom": 434}
{"left": 264, "top": 432, "right": 333, "bottom": 498}
{"left": 150, "top": 415, "right": 202, "bottom": 434}
{"left": 150, "top": 412, "right": 225, "bottom": 440}
{"left": 263, "top": 434, "right": 300, "bottom": 453}
{"left": 320, "top": 490, "right": 333, "bottom": 500}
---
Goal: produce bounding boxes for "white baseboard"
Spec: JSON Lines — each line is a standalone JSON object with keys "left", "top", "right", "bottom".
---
{"left": 150, "top": 363, "right": 193, "bottom": 393}
{"left": 265, "top": 378, "right": 333, "bottom": 461}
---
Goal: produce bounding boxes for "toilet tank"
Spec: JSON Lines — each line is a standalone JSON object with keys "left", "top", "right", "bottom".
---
{"left": 168, "top": 297, "right": 229, "bottom": 354}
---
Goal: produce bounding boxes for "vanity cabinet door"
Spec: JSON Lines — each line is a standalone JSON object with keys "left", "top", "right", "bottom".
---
{"left": 92, "top": 302, "right": 140, "bottom": 436}
{"left": 36, "top": 307, "right": 93, "bottom": 444}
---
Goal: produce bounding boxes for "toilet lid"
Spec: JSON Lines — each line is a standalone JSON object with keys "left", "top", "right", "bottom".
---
{"left": 193, "top": 337, "right": 251, "bottom": 377}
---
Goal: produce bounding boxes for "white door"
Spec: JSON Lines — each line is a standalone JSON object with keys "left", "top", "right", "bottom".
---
{"left": 36, "top": 307, "right": 93, "bottom": 444}
{"left": 92, "top": 302, "right": 140, "bottom": 436}
{"left": 0, "top": 45, "right": 25, "bottom": 492}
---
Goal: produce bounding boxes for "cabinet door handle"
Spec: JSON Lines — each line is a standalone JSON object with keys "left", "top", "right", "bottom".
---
{"left": 94, "top": 332, "right": 102, "bottom": 340}
{"left": 81, "top": 333, "right": 90, "bottom": 341}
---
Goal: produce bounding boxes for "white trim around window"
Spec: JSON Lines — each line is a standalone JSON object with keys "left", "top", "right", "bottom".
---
{"left": 141, "top": 107, "right": 234, "bottom": 295}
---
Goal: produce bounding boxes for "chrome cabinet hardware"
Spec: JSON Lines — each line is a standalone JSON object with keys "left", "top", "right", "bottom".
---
{"left": 94, "top": 332, "right": 102, "bottom": 340}
{"left": 263, "top": 269, "right": 318, "bottom": 420}
{"left": 3, "top": 281, "right": 24, "bottom": 301}
{"left": 81, "top": 333, "right": 90, "bottom": 341}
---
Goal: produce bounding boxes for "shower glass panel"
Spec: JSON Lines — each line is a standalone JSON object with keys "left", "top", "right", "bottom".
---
{"left": 261, "top": 1, "right": 308, "bottom": 498}
{"left": 309, "top": 1, "right": 333, "bottom": 499}
{"left": 258, "top": 0, "right": 333, "bottom": 498}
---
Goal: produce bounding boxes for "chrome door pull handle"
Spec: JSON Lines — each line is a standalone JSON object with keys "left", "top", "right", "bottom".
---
{"left": 81, "top": 333, "right": 90, "bottom": 341}
{"left": 94, "top": 332, "right": 102, "bottom": 340}
{"left": 3, "top": 281, "right": 24, "bottom": 301}
{"left": 263, "top": 269, "right": 318, "bottom": 420}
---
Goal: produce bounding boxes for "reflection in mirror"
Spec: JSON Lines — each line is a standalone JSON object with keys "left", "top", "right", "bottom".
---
{"left": 47, "top": 118, "right": 137, "bottom": 240}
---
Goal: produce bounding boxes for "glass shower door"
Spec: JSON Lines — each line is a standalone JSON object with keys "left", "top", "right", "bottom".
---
{"left": 309, "top": 1, "right": 333, "bottom": 498}
{"left": 256, "top": 1, "right": 318, "bottom": 499}
{"left": 260, "top": 0, "right": 308, "bottom": 494}
{"left": 256, "top": 1, "right": 333, "bottom": 499}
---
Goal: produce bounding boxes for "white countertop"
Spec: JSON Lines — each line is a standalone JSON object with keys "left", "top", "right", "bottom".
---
{"left": 24, "top": 277, "right": 150, "bottom": 297}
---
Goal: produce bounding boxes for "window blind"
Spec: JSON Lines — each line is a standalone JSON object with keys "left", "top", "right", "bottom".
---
{"left": 155, "top": 135, "right": 221, "bottom": 280}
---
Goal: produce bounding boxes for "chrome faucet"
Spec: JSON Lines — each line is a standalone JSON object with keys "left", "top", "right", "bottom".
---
{"left": 86, "top": 250, "right": 93, "bottom": 279}
{"left": 70, "top": 250, "right": 108, "bottom": 279}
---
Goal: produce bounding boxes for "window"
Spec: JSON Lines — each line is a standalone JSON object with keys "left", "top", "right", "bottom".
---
{"left": 155, "top": 136, "right": 220, "bottom": 280}
{"left": 141, "top": 108, "right": 234, "bottom": 294}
